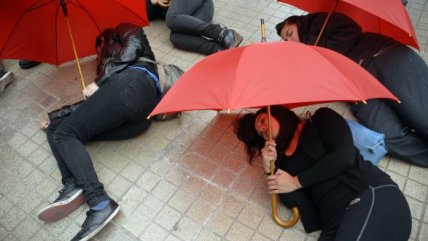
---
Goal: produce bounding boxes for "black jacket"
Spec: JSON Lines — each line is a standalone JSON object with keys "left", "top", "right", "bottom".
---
{"left": 48, "top": 23, "right": 158, "bottom": 121}
{"left": 277, "top": 108, "right": 391, "bottom": 233}
{"left": 296, "top": 13, "right": 397, "bottom": 68}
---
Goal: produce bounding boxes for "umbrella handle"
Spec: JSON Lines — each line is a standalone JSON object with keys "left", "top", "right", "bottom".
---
{"left": 270, "top": 160, "right": 300, "bottom": 228}
{"left": 157, "top": 0, "right": 171, "bottom": 8}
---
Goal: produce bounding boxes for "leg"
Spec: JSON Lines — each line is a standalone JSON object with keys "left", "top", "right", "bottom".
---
{"left": 369, "top": 45, "right": 428, "bottom": 138}
{"left": 334, "top": 184, "right": 411, "bottom": 241}
{"left": 50, "top": 69, "right": 156, "bottom": 206}
{"left": 166, "top": 0, "right": 221, "bottom": 39}
{"left": 46, "top": 117, "right": 76, "bottom": 186}
{"left": 170, "top": 32, "right": 222, "bottom": 55}
{"left": 351, "top": 100, "right": 428, "bottom": 167}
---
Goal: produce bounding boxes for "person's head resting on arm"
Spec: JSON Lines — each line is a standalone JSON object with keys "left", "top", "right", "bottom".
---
{"left": 234, "top": 106, "right": 299, "bottom": 163}
{"left": 276, "top": 16, "right": 300, "bottom": 42}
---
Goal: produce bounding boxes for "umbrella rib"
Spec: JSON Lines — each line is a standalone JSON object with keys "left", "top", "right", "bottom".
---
{"left": 110, "top": 0, "right": 149, "bottom": 25}
{"left": 228, "top": 48, "right": 247, "bottom": 111}
{"left": 55, "top": 2, "right": 60, "bottom": 65}
{"left": 313, "top": 48, "right": 365, "bottom": 102}
{"left": 0, "top": 0, "right": 55, "bottom": 55}
{"left": 69, "top": 0, "right": 103, "bottom": 33}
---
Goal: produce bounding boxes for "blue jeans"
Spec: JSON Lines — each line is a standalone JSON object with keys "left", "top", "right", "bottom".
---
{"left": 46, "top": 67, "right": 157, "bottom": 206}
{"left": 166, "top": 0, "right": 223, "bottom": 55}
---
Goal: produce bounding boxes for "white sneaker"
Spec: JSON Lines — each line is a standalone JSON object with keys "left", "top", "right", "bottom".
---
{"left": 0, "top": 71, "right": 14, "bottom": 95}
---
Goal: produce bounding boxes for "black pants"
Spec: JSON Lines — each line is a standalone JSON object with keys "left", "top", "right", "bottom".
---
{"left": 319, "top": 184, "right": 411, "bottom": 241}
{"left": 351, "top": 44, "right": 428, "bottom": 167}
{"left": 165, "top": 0, "right": 223, "bottom": 55}
{"left": 46, "top": 68, "right": 157, "bottom": 206}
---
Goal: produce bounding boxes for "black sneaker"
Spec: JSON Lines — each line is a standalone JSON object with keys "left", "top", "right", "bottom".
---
{"left": 37, "top": 184, "right": 85, "bottom": 222}
{"left": 71, "top": 199, "right": 120, "bottom": 241}
{"left": 219, "top": 28, "right": 243, "bottom": 50}
{"left": 18, "top": 60, "right": 41, "bottom": 69}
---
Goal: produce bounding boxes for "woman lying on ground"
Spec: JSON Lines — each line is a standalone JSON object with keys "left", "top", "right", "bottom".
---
{"left": 38, "top": 23, "right": 161, "bottom": 241}
{"left": 234, "top": 105, "right": 411, "bottom": 241}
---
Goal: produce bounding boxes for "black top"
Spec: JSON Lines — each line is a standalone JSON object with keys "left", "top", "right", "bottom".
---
{"left": 277, "top": 108, "right": 392, "bottom": 233}
{"left": 295, "top": 12, "right": 397, "bottom": 68}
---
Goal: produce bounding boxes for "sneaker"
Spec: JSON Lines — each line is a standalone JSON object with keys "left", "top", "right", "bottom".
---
{"left": 37, "top": 184, "right": 85, "bottom": 222}
{"left": 18, "top": 60, "right": 41, "bottom": 70}
{"left": 71, "top": 199, "right": 120, "bottom": 241}
{"left": 219, "top": 28, "right": 243, "bottom": 50}
{"left": 0, "top": 71, "right": 14, "bottom": 95}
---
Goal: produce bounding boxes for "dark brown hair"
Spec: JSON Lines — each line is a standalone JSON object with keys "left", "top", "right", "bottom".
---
{"left": 275, "top": 15, "right": 299, "bottom": 36}
{"left": 234, "top": 105, "right": 300, "bottom": 163}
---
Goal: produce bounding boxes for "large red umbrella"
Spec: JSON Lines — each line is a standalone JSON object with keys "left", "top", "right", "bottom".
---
{"left": 278, "top": 0, "right": 419, "bottom": 49}
{"left": 0, "top": 0, "right": 148, "bottom": 87}
{"left": 149, "top": 41, "right": 398, "bottom": 117}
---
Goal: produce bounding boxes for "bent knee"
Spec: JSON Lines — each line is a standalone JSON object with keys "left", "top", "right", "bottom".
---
{"left": 165, "top": 14, "right": 179, "bottom": 29}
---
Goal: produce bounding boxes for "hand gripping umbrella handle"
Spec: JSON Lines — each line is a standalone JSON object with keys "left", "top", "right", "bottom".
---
{"left": 270, "top": 160, "right": 300, "bottom": 227}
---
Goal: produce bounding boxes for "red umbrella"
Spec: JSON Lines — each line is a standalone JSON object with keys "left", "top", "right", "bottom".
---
{"left": 149, "top": 41, "right": 398, "bottom": 117}
{"left": 0, "top": 0, "right": 148, "bottom": 88}
{"left": 278, "top": 0, "right": 419, "bottom": 49}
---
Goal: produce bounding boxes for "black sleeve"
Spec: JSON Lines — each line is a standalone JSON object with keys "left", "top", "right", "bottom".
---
{"left": 298, "top": 108, "right": 356, "bottom": 187}
{"left": 305, "top": 13, "right": 362, "bottom": 55}
{"left": 279, "top": 190, "right": 321, "bottom": 233}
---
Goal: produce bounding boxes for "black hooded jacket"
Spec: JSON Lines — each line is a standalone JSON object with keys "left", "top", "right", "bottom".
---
{"left": 296, "top": 13, "right": 397, "bottom": 68}
{"left": 97, "top": 23, "right": 158, "bottom": 85}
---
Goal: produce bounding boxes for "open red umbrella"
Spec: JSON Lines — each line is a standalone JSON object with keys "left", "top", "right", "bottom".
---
{"left": 0, "top": 0, "right": 148, "bottom": 88}
{"left": 149, "top": 41, "right": 398, "bottom": 117}
{"left": 278, "top": 0, "right": 419, "bottom": 49}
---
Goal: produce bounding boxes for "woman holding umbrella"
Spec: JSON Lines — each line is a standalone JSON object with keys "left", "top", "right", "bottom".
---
{"left": 234, "top": 105, "right": 411, "bottom": 241}
{"left": 275, "top": 12, "right": 428, "bottom": 168}
{"left": 38, "top": 23, "right": 161, "bottom": 241}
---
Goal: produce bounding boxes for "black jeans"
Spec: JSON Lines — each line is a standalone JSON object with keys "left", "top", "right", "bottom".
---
{"left": 351, "top": 44, "right": 428, "bottom": 167}
{"left": 46, "top": 67, "right": 157, "bottom": 206}
{"left": 319, "top": 184, "right": 411, "bottom": 241}
{"left": 165, "top": 0, "right": 223, "bottom": 55}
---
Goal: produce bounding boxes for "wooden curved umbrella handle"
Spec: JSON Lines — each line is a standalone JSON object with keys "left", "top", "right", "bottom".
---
{"left": 157, "top": 0, "right": 171, "bottom": 8}
{"left": 271, "top": 194, "right": 300, "bottom": 227}
{"left": 270, "top": 160, "right": 300, "bottom": 227}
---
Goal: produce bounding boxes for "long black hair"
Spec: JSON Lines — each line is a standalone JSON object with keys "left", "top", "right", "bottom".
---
{"left": 234, "top": 105, "right": 300, "bottom": 163}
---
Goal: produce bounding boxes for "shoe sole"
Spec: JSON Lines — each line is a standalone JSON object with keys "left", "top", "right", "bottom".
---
{"left": 233, "top": 33, "right": 243, "bottom": 48}
{"left": 78, "top": 205, "right": 120, "bottom": 241}
{"left": 0, "top": 72, "right": 14, "bottom": 94}
{"left": 37, "top": 189, "right": 85, "bottom": 222}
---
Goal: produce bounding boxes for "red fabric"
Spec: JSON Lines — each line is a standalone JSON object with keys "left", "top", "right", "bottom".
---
{"left": 0, "top": 0, "right": 148, "bottom": 65}
{"left": 278, "top": 0, "right": 419, "bottom": 49}
{"left": 149, "top": 41, "right": 398, "bottom": 116}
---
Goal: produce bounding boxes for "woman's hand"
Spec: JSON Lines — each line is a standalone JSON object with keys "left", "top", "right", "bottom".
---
{"left": 267, "top": 169, "right": 302, "bottom": 194}
{"left": 261, "top": 140, "right": 277, "bottom": 173}
{"left": 82, "top": 83, "right": 99, "bottom": 98}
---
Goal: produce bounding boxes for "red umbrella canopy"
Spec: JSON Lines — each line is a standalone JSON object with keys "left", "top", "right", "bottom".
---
{"left": 149, "top": 41, "right": 398, "bottom": 117}
{"left": 278, "top": 0, "right": 419, "bottom": 49}
{"left": 0, "top": 0, "right": 148, "bottom": 65}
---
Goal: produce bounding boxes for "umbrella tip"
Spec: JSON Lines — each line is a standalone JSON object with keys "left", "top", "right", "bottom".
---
{"left": 227, "top": 109, "right": 231, "bottom": 114}
{"left": 397, "top": 99, "right": 401, "bottom": 104}
{"left": 362, "top": 100, "right": 367, "bottom": 104}
{"left": 147, "top": 115, "right": 151, "bottom": 120}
